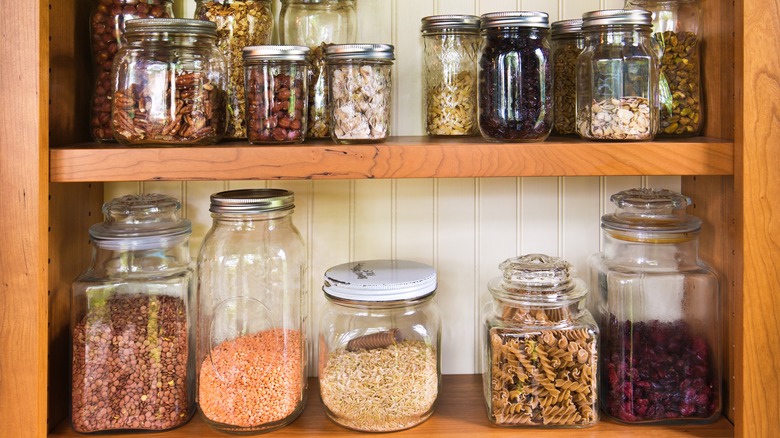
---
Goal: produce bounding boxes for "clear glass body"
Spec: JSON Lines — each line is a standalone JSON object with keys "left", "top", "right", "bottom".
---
{"left": 478, "top": 27, "right": 553, "bottom": 142}
{"left": 195, "top": 0, "right": 273, "bottom": 139}
{"left": 244, "top": 59, "right": 309, "bottom": 144}
{"left": 196, "top": 209, "right": 308, "bottom": 433}
{"left": 552, "top": 33, "right": 585, "bottom": 135}
{"left": 89, "top": 0, "right": 173, "bottom": 142}
{"left": 576, "top": 24, "right": 660, "bottom": 140}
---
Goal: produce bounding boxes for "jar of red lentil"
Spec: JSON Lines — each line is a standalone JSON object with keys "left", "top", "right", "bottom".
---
{"left": 319, "top": 259, "right": 441, "bottom": 432}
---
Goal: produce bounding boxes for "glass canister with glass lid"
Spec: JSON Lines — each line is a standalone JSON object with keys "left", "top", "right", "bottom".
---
{"left": 319, "top": 260, "right": 441, "bottom": 432}
{"left": 588, "top": 188, "right": 721, "bottom": 423}
{"left": 551, "top": 19, "right": 585, "bottom": 135}
{"left": 71, "top": 194, "right": 195, "bottom": 433}
{"left": 576, "top": 9, "right": 660, "bottom": 140}
{"left": 483, "top": 254, "right": 599, "bottom": 427}
{"left": 196, "top": 189, "right": 308, "bottom": 434}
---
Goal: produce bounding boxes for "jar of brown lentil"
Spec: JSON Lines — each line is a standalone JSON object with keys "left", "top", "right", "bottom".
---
{"left": 551, "top": 18, "right": 584, "bottom": 135}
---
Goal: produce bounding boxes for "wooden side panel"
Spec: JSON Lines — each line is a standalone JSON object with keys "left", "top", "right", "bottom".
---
{"left": 701, "top": 0, "right": 736, "bottom": 140}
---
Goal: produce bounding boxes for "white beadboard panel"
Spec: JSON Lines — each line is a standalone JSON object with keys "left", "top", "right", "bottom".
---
{"left": 521, "top": 0, "right": 559, "bottom": 20}
{"left": 352, "top": 179, "right": 394, "bottom": 260}
{"left": 602, "top": 0, "right": 627, "bottom": 9}
{"left": 140, "top": 181, "right": 184, "bottom": 199}
{"left": 394, "top": 179, "right": 435, "bottom": 264}
{"left": 435, "top": 0, "right": 477, "bottom": 15}
{"left": 356, "top": 0, "right": 393, "bottom": 43}
{"left": 646, "top": 175, "right": 682, "bottom": 193}
{"left": 477, "top": 0, "right": 518, "bottom": 15}
{"left": 184, "top": 181, "right": 227, "bottom": 257}
{"left": 520, "top": 177, "right": 560, "bottom": 256}
{"left": 104, "top": 182, "right": 141, "bottom": 204}
{"left": 562, "top": 177, "right": 601, "bottom": 279}
{"left": 561, "top": 0, "right": 601, "bottom": 20}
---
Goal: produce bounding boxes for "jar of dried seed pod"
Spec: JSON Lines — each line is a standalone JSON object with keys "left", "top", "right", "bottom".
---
{"left": 551, "top": 19, "right": 584, "bottom": 135}
{"left": 482, "top": 254, "right": 599, "bottom": 427}
{"left": 319, "top": 260, "right": 441, "bottom": 432}
{"left": 111, "top": 18, "right": 227, "bottom": 145}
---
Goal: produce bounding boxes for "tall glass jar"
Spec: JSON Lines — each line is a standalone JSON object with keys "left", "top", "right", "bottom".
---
{"left": 421, "top": 14, "right": 480, "bottom": 136}
{"left": 279, "top": 0, "right": 357, "bottom": 139}
{"left": 71, "top": 194, "right": 195, "bottom": 433}
{"left": 483, "top": 254, "right": 599, "bottom": 427}
{"left": 111, "top": 18, "right": 227, "bottom": 145}
{"left": 319, "top": 260, "right": 441, "bottom": 432}
{"left": 325, "top": 44, "right": 395, "bottom": 143}
{"left": 625, "top": 0, "right": 702, "bottom": 136}
{"left": 551, "top": 19, "right": 584, "bottom": 135}
{"left": 588, "top": 188, "right": 721, "bottom": 423}
{"left": 196, "top": 189, "right": 308, "bottom": 433}
{"left": 576, "top": 9, "right": 660, "bottom": 141}
{"left": 195, "top": 0, "right": 274, "bottom": 139}
{"left": 89, "top": 0, "right": 173, "bottom": 142}
{"left": 478, "top": 11, "right": 552, "bottom": 142}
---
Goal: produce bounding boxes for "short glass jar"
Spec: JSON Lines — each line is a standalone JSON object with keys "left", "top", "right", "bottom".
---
{"left": 421, "top": 14, "right": 480, "bottom": 136}
{"left": 588, "top": 188, "right": 721, "bottom": 423}
{"left": 551, "top": 19, "right": 584, "bottom": 135}
{"left": 111, "top": 18, "right": 227, "bottom": 145}
{"left": 483, "top": 254, "right": 599, "bottom": 427}
{"left": 195, "top": 0, "right": 274, "bottom": 140}
{"left": 325, "top": 44, "right": 395, "bottom": 143}
{"left": 576, "top": 9, "right": 660, "bottom": 141}
{"left": 478, "top": 11, "right": 552, "bottom": 142}
{"left": 319, "top": 260, "right": 441, "bottom": 432}
{"left": 243, "top": 45, "right": 310, "bottom": 144}
{"left": 71, "top": 194, "right": 195, "bottom": 433}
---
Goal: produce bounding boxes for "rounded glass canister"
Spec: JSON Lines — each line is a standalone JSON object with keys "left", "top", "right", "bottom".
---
{"left": 421, "top": 14, "right": 480, "bottom": 136}
{"left": 551, "top": 19, "right": 584, "bottom": 135}
{"left": 325, "top": 44, "right": 395, "bottom": 143}
{"left": 483, "top": 254, "right": 599, "bottom": 427}
{"left": 588, "top": 188, "right": 721, "bottom": 423}
{"left": 576, "top": 9, "right": 660, "bottom": 141}
{"left": 111, "top": 18, "right": 227, "bottom": 145}
{"left": 71, "top": 194, "right": 195, "bottom": 433}
{"left": 89, "top": 0, "right": 173, "bottom": 142}
{"left": 319, "top": 260, "right": 441, "bottom": 432}
{"left": 195, "top": 0, "right": 274, "bottom": 139}
{"left": 243, "top": 45, "right": 310, "bottom": 144}
{"left": 196, "top": 189, "right": 308, "bottom": 433}
{"left": 478, "top": 11, "right": 552, "bottom": 142}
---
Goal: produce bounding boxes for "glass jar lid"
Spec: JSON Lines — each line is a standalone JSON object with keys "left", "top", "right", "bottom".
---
{"left": 479, "top": 11, "right": 550, "bottom": 29}
{"left": 209, "top": 188, "right": 295, "bottom": 214}
{"left": 488, "top": 254, "right": 588, "bottom": 305}
{"left": 582, "top": 9, "right": 653, "bottom": 28}
{"left": 243, "top": 45, "right": 311, "bottom": 62}
{"left": 323, "top": 260, "right": 437, "bottom": 302}
{"left": 124, "top": 18, "right": 217, "bottom": 37}
{"left": 421, "top": 14, "right": 480, "bottom": 33}
{"left": 324, "top": 43, "right": 395, "bottom": 60}
{"left": 551, "top": 18, "right": 583, "bottom": 36}
{"left": 601, "top": 188, "right": 701, "bottom": 234}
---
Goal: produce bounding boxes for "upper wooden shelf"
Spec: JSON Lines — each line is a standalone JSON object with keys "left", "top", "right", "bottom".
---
{"left": 49, "top": 136, "right": 734, "bottom": 182}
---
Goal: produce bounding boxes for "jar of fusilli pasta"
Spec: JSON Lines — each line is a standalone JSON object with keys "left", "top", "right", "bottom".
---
{"left": 482, "top": 253, "right": 599, "bottom": 427}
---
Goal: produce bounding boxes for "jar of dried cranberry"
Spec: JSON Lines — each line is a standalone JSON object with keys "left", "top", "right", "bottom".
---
{"left": 588, "top": 188, "right": 721, "bottom": 424}
{"left": 478, "top": 11, "right": 552, "bottom": 142}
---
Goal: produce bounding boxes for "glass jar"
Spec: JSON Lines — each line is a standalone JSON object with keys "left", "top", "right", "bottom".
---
{"left": 325, "top": 44, "right": 395, "bottom": 143}
{"left": 195, "top": 0, "right": 274, "bottom": 140}
{"left": 421, "top": 14, "right": 480, "bottom": 136}
{"left": 111, "top": 18, "right": 227, "bottom": 145}
{"left": 588, "top": 188, "right": 721, "bottom": 423}
{"left": 71, "top": 194, "right": 195, "bottom": 433}
{"left": 89, "top": 0, "right": 173, "bottom": 142}
{"left": 551, "top": 19, "right": 584, "bottom": 135}
{"left": 483, "top": 254, "right": 599, "bottom": 427}
{"left": 478, "top": 11, "right": 552, "bottom": 142}
{"left": 279, "top": 0, "right": 357, "bottom": 139}
{"left": 576, "top": 9, "right": 660, "bottom": 141}
{"left": 319, "top": 260, "right": 441, "bottom": 432}
{"left": 243, "top": 45, "right": 310, "bottom": 144}
{"left": 196, "top": 189, "right": 308, "bottom": 433}
{"left": 625, "top": 0, "right": 702, "bottom": 136}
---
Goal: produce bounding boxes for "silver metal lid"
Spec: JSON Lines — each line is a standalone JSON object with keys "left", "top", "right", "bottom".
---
{"left": 582, "top": 9, "right": 653, "bottom": 28}
{"left": 601, "top": 188, "right": 701, "bottom": 234}
{"left": 124, "top": 18, "right": 217, "bottom": 37}
{"left": 479, "top": 11, "right": 550, "bottom": 29}
{"left": 243, "top": 45, "right": 311, "bottom": 62}
{"left": 324, "top": 43, "right": 395, "bottom": 60}
{"left": 323, "top": 260, "right": 437, "bottom": 302}
{"left": 209, "top": 189, "right": 295, "bottom": 214}
{"left": 421, "top": 14, "right": 480, "bottom": 33}
{"left": 551, "top": 18, "right": 583, "bottom": 36}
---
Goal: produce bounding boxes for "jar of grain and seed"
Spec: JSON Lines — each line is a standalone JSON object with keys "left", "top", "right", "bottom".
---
{"left": 197, "top": 189, "right": 308, "bottom": 433}
{"left": 71, "top": 194, "right": 195, "bottom": 433}
{"left": 551, "top": 18, "right": 584, "bottom": 135}
{"left": 576, "top": 9, "right": 660, "bottom": 141}
{"left": 243, "top": 45, "right": 310, "bottom": 144}
{"left": 319, "top": 260, "right": 441, "bottom": 432}
{"left": 111, "top": 18, "right": 227, "bottom": 145}
{"left": 625, "top": 0, "right": 702, "bottom": 136}
{"left": 325, "top": 44, "right": 395, "bottom": 143}
{"left": 421, "top": 14, "right": 480, "bottom": 136}
{"left": 482, "top": 254, "right": 599, "bottom": 427}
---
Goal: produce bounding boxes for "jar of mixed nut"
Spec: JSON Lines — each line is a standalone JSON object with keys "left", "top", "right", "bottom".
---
{"left": 320, "top": 260, "right": 441, "bottom": 432}
{"left": 195, "top": 0, "right": 273, "bottom": 140}
{"left": 483, "top": 254, "right": 599, "bottom": 427}
{"left": 111, "top": 19, "right": 227, "bottom": 145}
{"left": 551, "top": 19, "right": 584, "bottom": 135}
{"left": 421, "top": 14, "right": 480, "bottom": 136}
{"left": 576, "top": 9, "right": 660, "bottom": 141}
{"left": 325, "top": 44, "right": 395, "bottom": 143}
{"left": 89, "top": 0, "right": 173, "bottom": 142}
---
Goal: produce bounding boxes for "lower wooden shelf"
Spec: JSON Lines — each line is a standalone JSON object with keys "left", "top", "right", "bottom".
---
{"left": 49, "top": 375, "right": 734, "bottom": 437}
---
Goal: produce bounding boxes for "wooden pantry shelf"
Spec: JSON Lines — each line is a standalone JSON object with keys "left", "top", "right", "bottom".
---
{"left": 49, "top": 136, "right": 734, "bottom": 182}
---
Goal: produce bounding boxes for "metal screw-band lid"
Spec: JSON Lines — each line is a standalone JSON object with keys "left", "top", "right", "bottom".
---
{"left": 243, "top": 45, "right": 311, "bottom": 62}
{"left": 125, "top": 18, "right": 217, "bottom": 37}
{"left": 582, "top": 9, "right": 653, "bottom": 28}
{"left": 551, "top": 18, "right": 583, "bottom": 36}
{"left": 479, "top": 11, "right": 550, "bottom": 29}
{"left": 421, "top": 14, "right": 481, "bottom": 33}
{"left": 324, "top": 43, "right": 395, "bottom": 60}
{"left": 209, "top": 189, "right": 295, "bottom": 214}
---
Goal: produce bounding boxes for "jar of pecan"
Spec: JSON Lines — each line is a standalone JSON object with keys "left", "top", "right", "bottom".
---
{"left": 111, "top": 18, "right": 227, "bottom": 145}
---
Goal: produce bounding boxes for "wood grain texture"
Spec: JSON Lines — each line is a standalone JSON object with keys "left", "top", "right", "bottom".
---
{"left": 701, "top": 0, "right": 735, "bottom": 140}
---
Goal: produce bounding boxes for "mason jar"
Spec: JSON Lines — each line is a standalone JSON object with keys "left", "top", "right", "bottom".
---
{"left": 71, "top": 194, "right": 195, "bottom": 433}
{"left": 551, "top": 19, "right": 584, "bottom": 135}
{"left": 483, "top": 254, "right": 599, "bottom": 427}
{"left": 319, "top": 260, "right": 441, "bottom": 432}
